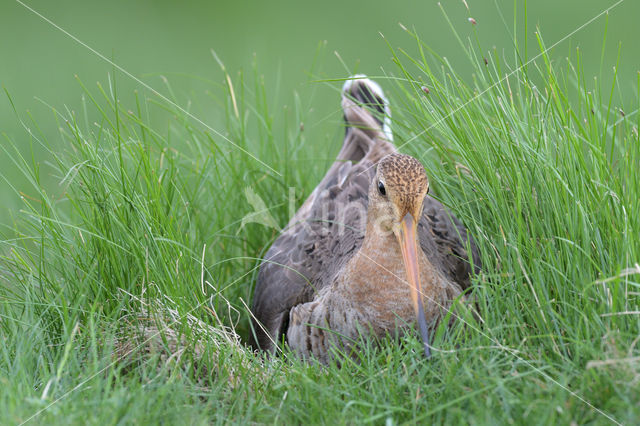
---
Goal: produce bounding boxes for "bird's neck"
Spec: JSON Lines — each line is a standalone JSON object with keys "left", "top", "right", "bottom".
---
{"left": 357, "top": 221, "right": 401, "bottom": 271}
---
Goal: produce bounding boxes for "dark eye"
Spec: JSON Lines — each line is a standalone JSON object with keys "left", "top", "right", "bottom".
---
{"left": 377, "top": 181, "right": 386, "bottom": 196}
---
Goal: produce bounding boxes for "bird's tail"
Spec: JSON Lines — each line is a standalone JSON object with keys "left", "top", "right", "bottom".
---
{"left": 338, "top": 75, "right": 395, "bottom": 164}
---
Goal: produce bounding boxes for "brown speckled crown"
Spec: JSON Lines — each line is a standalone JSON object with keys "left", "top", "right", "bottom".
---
{"left": 377, "top": 154, "right": 429, "bottom": 216}
{"left": 378, "top": 154, "right": 428, "bottom": 194}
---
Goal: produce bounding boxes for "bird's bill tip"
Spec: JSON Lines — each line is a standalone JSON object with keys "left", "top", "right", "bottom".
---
{"left": 398, "top": 213, "right": 431, "bottom": 358}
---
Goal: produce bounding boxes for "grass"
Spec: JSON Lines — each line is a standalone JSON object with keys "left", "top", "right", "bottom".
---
{"left": 1, "top": 10, "right": 639, "bottom": 424}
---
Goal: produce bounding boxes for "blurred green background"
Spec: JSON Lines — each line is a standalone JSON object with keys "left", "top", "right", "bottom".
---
{"left": 1, "top": 0, "right": 638, "bottom": 224}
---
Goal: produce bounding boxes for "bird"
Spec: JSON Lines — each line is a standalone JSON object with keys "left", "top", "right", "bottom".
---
{"left": 250, "top": 75, "right": 480, "bottom": 364}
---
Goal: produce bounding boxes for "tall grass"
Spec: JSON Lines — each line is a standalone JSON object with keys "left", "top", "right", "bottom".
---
{"left": 1, "top": 10, "right": 639, "bottom": 425}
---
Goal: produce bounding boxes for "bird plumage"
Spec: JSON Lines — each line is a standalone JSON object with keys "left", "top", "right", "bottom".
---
{"left": 251, "top": 76, "right": 480, "bottom": 361}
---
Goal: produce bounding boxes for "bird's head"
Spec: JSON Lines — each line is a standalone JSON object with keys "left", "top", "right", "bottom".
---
{"left": 369, "top": 153, "right": 430, "bottom": 231}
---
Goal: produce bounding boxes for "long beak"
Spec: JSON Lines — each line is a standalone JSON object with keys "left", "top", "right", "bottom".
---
{"left": 397, "top": 212, "right": 431, "bottom": 358}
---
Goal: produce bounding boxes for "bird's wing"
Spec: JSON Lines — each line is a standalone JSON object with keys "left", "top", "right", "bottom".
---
{"left": 418, "top": 197, "right": 481, "bottom": 291}
{"left": 251, "top": 156, "right": 376, "bottom": 352}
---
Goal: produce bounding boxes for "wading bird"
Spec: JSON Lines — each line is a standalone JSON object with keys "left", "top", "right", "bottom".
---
{"left": 251, "top": 76, "right": 480, "bottom": 364}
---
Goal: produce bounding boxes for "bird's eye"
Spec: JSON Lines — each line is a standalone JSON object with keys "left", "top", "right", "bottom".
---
{"left": 377, "top": 181, "right": 386, "bottom": 196}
